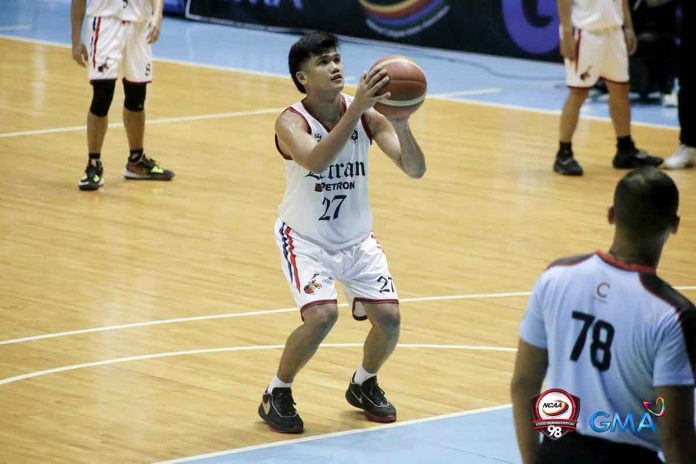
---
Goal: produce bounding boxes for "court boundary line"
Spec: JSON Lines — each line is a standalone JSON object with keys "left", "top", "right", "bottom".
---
{"left": 0, "top": 343, "right": 517, "bottom": 386}
{"left": 0, "top": 35, "right": 679, "bottom": 132}
{"left": 153, "top": 403, "right": 513, "bottom": 464}
{"left": 3, "top": 288, "right": 694, "bottom": 346}
{"left": 0, "top": 291, "right": 533, "bottom": 345}
{"left": 0, "top": 108, "right": 283, "bottom": 139}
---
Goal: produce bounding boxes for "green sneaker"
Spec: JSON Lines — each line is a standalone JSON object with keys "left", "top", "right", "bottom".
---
{"left": 78, "top": 161, "right": 104, "bottom": 191}
{"left": 124, "top": 154, "right": 175, "bottom": 180}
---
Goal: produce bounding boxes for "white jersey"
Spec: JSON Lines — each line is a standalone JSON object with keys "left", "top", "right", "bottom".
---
{"left": 571, "top": 0, "right": 624, "bottom": 30}
{"left": 123, "top": 0, "right": 153, "bottom": 23}
{"left": 276, "top": 95, "right": 373, "bottom": 251}
{"left": 86, "top": 0, "right": 125, "bottom": 18}
{"left": 86, "top": 0, "right": 152, "bottom": 21}
{"left": 520, "top": 251, "right": 695, "bottom": 451}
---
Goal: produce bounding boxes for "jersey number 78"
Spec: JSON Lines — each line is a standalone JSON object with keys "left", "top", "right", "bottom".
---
{"left": 569, "top": 311, "right": 615, "bottom": 371}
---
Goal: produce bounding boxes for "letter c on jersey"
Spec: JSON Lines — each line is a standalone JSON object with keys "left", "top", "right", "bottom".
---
{"left": 502, "top": 0, "right": 560, "bottom": 54}
{"left": 596, "top": 282, "right": 610, "bottom": 298}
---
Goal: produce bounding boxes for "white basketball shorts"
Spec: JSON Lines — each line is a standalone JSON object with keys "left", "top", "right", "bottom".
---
{"left": 564, "top": 26, "right": 628, "bottom": 88}
{"left": 87, "top": 17, "right": 153, "bottom": 83}
{"left": 274, "top": 218, "right": 399, "bottom": 321}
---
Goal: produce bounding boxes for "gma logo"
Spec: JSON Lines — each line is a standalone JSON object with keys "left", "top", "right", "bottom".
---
{"left": 589, "top": 411, "right": 656, "bottom": 433}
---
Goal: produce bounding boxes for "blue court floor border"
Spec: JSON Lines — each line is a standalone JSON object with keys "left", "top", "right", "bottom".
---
{"left": 162, "top": 406, "right": 519, "bottom": 464}
{"left": 1, "top": 0, "right": 680, "bottom": 129}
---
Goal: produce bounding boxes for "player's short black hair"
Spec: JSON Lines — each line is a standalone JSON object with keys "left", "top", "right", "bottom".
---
{"left": 288, "top": 32, "right": 338, "bottom": 93}
{"left": 614, "top": 167, "right": 679, "bottom": 235}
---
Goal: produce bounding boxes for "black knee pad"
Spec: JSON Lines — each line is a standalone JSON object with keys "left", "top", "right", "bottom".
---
{"left": 123, "top": 80, "right": 147, "bottom": 112}
{"left": 89, "top": 80, "right": 116, "bottom": 117}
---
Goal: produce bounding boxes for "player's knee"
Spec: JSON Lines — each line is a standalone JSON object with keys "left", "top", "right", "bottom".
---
{"left": 123, "top": 80, "right": 147, "bottom": 112}
{"left": 89, "top": 80, "right": 116, "bottom": 117}
{"left": 373, "top": 304, "right": 401, "bottom": 335}
{"left": 304, "top": 305, "right": 338, "bottom": 334}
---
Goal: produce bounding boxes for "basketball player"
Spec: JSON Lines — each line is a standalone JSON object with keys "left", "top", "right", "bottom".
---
{"left": 71, "top": 0, "right": 174, "bottom": 191}
{"left": 665, "top": 0, "right": 695, "bottom": 169}
{"left": 511, "top": 167, "right": 696, "bottom": 462}
{"left": 554, "top": 0, "right": 663, "bottom": 175}
{"left": 257, "top": 32, "right": 426, "bottom": 433}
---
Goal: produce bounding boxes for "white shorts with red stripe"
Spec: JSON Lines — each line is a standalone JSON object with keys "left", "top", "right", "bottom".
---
{"left": 564, "top": 26, "right": 628, "bottom": 88}
{"left": 274, "top": 218, "right": 399, "bottom": 321}
{"left": 87, "top": 16, "right": 153, "bottom": 83}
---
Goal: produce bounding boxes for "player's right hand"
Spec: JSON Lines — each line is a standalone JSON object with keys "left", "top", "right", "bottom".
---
{"left": 352, "top": 67, "right": 390, "bottom": 114}
{"left": 72, "top": 43, "right": 88, "bottom": 67}
{"left": 559, "top": 29, "right": 576, "bottom": 61}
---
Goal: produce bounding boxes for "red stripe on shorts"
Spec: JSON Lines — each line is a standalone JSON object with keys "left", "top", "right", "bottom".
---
{"left": 92, "top": 17, "right": 101, "bottom": 68}
{"left": 284, "top": 226, "right": 301, "bottom": 291}
{"left": 574, "top": 29, "right": 582, "bottom": 74}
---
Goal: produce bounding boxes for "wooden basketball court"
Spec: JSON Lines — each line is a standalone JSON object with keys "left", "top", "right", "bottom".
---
{"left": 0, "top": 38, "right": 694, "bottom": 463}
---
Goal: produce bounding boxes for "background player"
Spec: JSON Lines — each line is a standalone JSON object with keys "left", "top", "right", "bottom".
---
{"left": 554, "top": 0, "right": 663, "bottom": 175}
{"left": 511, "top": 167, "right": 696, "bottom": 462}
{"left": 258, "top": 32, "right": 426, "bottom": 433}
{"left": 664, "top": 0, "right": 696, "bottom": 169}
{"left": 71, "top": 0, "right": 174, "bottom": 190}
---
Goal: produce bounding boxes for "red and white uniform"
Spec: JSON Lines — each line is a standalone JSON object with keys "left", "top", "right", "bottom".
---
{"left": 275, "top": 95, "right": 398, "bottom": 319}
{"left": 86, "top": 0, "right": 154, "bottom": 82}
{"left": 571, "top": 0, "right": 624, "bottom": 31}
{"left": 564, "top": 0, "right": 629, "bottom": 87}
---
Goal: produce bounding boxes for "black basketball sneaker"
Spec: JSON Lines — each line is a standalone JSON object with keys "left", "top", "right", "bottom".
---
{"left": 345, "top": 375, "right": 397, "bottom": 423}
{"left": 258, "top": 387, "right": 304, "bottom": 434}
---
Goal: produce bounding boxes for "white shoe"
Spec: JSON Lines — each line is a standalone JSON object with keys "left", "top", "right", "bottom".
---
{"left": 664, "top": 144, "right": 696, "bottom": 169}
{"left": 661, "top": 91, "right": 678, "bottom": 108}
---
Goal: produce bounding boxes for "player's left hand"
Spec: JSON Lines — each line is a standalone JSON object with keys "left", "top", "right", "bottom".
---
{"left": 624, "top": 27, "right": 637, "bottom": 56}
{"left": 147, "top": 15, "right": 162, "bottom": 44}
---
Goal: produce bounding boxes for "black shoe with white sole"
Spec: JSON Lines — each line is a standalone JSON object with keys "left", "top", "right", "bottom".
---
{"left": 345, "top": 376, "right": 397, "bottom": 423}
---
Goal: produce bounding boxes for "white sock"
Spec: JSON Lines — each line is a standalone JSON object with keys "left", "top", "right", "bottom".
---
{"left": 352, "top": 365, "right": 376, "bottom": 385}
{"left": 267, "top": 374, "right": 293, "bottom": 393}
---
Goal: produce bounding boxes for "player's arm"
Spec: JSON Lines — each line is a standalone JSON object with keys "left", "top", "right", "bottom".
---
{"left": 621, "top": 0, "right": 637, "bottom": 55}
{"left": 148, "top": 0, "right": 164, "bottom": 43}
{"left": 557, "top": 0, "right": 575, "bottom": 60}
{"left": 276, "top": 67, "right": 389, "bottom": 173}
{"left": 655, "top": 385, "right": 696, "bottom": 463}
{"left": 511, "top": 340, "right": 548, "bottom": 464}
{"left": 70, "top": 0, "right": 88, "bottom": 66}
{"left": 367, "top": 110, "right": 426, "bottom": 178}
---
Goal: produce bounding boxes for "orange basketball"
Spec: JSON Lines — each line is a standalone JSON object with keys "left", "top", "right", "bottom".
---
{"left": 371, "top": 55, "right": 427, "bottom": 119}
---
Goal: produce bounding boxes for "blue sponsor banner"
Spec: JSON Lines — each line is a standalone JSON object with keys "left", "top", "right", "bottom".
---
{"left": 165, "top": 0, "right": 186, "bottom": 15}
{"left": 186, "top": 0, "right": 562, "bottom": 61}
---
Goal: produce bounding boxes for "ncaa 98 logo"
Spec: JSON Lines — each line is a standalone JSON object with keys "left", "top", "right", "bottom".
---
{"left": 530, "top": 388, "right": 581, "bottom": 440}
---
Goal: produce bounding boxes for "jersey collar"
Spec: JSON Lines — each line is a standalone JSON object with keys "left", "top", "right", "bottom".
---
{"left": 596, "top": 250, "right": 656, "bottom": 274}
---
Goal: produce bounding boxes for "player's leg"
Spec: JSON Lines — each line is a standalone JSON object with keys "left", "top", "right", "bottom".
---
{"left": 79, "top": 17, "right": 122, "bottom": 190}
{"left": 665, "top": 1, "right": 696, "bottom": 169}
{"left": 259, "top": 302, "right": 339, "bottom": 434}
{"left": 258, "top": 220, "right": 339, "bottom": 433}
{"left": 343, "top": 301, "right": 400, "bottom": 423}
{"left": 121, "top": 21, "right": 174, "bottom": 181}
{"left": 603, "top": 28, "right": 662, "bottom": 168}
{"left": 555, "top": 88, "right": 588, "bottom": 176}
{"left": 123, "top": 80, "right": 145, "bottom": 156}
{"left": 341, "top": 233, "right": 399, "bottom": 423}
{"left": 81, "top": 80, "right": 116, "bottom": 190}
{"left": 360, "top": 302, "right": 400, "bottom": 374}
{"left": 275, "top": 303, "right": 339, "bottom": 383}
{"left": 555, "top": 28, "right": 592, "bottom": 176}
